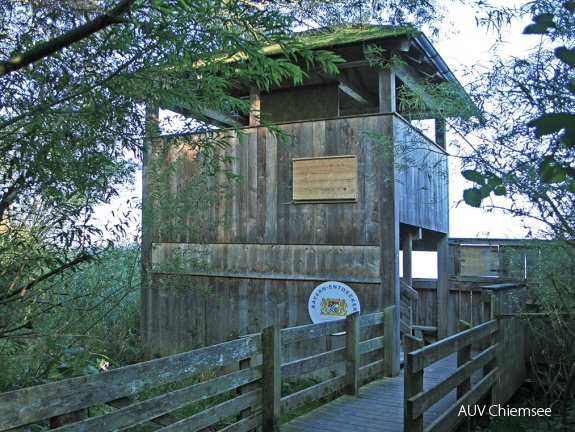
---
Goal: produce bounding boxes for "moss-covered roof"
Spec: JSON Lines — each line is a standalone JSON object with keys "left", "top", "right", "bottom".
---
{"left": 294, "top": 24, "right": 416, "bottom": 48}
{"left": 263, "top": 24, "right": 418, "bottom": 55}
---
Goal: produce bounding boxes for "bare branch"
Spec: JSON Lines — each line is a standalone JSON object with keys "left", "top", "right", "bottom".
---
{"left": 0, "top": 0, "right": 136, "bottom": 77}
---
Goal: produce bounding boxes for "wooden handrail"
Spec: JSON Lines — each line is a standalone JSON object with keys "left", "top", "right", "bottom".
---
{"left": 401, "top": 280, "right": 419, "bottom": 302}
{"left": 404, "top": 320, "right": 500, "bottom": 432}
{"left": 0, "top": 308, "right": 396, "bottom": 432}
{"left": 406, "top": 320, "right": 498, "bottom": 373}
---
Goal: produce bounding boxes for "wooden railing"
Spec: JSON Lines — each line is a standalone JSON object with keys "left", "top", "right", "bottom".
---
{"left": 0, "top": 307, "right": 394, "bottom": 432}
{"left": 400, "top": 280, "right": 418, "bottom": 336}
{"left": 400, "top": 280, "right": 437, "bottom": 341}
{"left": 403, "top": 320, "right": 499, "bottom": 432}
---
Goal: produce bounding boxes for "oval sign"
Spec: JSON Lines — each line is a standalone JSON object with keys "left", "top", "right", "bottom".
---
{"left": 308, "top": 281, "right": 360, "bottom": 324}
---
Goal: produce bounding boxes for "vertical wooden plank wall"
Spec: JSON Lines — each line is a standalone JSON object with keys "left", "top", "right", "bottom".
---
{"left": 393, "top": 118, "right": 449, "bottom": 233}
{"left": 142, "top": 113, "right": 450, "bottom": 358}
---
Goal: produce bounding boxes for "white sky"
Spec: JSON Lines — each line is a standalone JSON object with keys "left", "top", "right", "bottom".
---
{"left": 434, "top": 1, "right": 537, "bottom": 239}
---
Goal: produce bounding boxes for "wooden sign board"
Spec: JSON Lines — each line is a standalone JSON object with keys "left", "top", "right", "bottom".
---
{"left": 292, "top": 156, "right": 358, "bottom": 203}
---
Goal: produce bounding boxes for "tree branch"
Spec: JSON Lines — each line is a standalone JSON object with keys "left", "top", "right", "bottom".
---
{"left": 0, "top": 252, "right": 94, "bottom": 305}
{"left": 0, "top": 0, "right": 137, "bottom": 77}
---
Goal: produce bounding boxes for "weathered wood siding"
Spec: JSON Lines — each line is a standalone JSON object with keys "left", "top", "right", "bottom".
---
{"left": 413, "top": 281, "right": 485, "bottom": 340}
{"left": 394, "top": 118, "right": 449, "bottom": 233}
{"left": 142, "top": 113, "right": 450, "bottom": 357}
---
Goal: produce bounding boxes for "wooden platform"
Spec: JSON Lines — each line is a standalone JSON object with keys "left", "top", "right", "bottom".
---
{"left": 282, "top": 353, "right": 479, "bottom": 432}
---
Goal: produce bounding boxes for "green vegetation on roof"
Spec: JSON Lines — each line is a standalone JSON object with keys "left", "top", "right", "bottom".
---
{"left": 264, "top": 24, "right": 419, "bottom": 55}
{"left": 295, "top": 24, "right": 418, "bottom": 48}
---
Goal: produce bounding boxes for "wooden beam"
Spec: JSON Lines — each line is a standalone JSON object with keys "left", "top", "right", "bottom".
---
{"left": 402, "top": 229, "right": 413, "bottom": 289}
{"left": 262, "top": 326, "right": 281, "bottom": 431}
{"left": 338, "top": 72, "right": 378, "bottom": 106}
{"left": 378, "top": 97, "right": 399, "bottom": 375}
{"left": 437, "top": 234, "right": 449, "bottom": 340}
{"left": 317, "top": 71, "right": 378, "bottom": 107}
{"left": 249, "top": 84, "right": 261, "bottom": 127}
{"left": 200, "top": 107, "right": 246, "bottom": 127}
{"left": 435, "top": 118, "right": 446, "bottom": 149}
{"left": 378, "top": 68, "right": 396, "bottom": 113}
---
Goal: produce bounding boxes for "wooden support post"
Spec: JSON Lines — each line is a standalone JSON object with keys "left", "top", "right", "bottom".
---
{"left": 249, "top": 84, "right": 261, "bottom": 127}
{"left": 383, "top": 305, "right": 396, "bottom": 377}
{"left": 456, "top": 321, "right": 472, "bottom": 400}
{"left": 379, "top": 68, "right": 396, "bottom": 113}
{"left": 345, "top": 312, "right": 360, "bottom": 395}
{"left": 490, "top": 319, "right": 502, "bottom": 407}
{"left": 437, "top": 234, "right": 449, "bottom": 339}
{"left": 435, "top": 118, "right": 446, "bottom": 149}
{"left": 141, "top": 98, "right": 160, "bottom": 360}
{"left": 237, "top": 356, "right": 252, "bottom": 421}
{"left": 378, "top": 66, "right": 399, "bottom": 375}
{"left": 402, "top": 228, "right": 413, "bottom": 289}
{"left": 262, "top": 325, "right": 281, "bottom": 431}
{"left": 402, "top": 228, "right": 415, "bottom": 335}
{"left": 404, "top": 334, "right": 424, "bottom": 432}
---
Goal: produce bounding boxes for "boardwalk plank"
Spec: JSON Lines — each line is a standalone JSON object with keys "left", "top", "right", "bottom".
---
{"left": 282, "top": 353, "right": 480, "bottom": 432}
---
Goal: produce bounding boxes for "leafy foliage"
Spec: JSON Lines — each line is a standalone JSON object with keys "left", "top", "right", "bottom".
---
{"left": 520, "top": 242, "right": 575, "bottom": 428}
{"left": 0, "top": 0, "right": 347, "bottom": 339}
{"left": 456, "top": 2, "right": 575, "bottom": 427}
{"left": 0, "top": 0, "right": 455, "bottom": 389}
{"left": 457, "top": 2, "right": 575, "bottom": 243}
{"left": 0, "top": 245, "right": 140, "bottom": 391}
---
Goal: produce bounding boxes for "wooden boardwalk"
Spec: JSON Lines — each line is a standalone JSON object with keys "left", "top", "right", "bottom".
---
{"left": 282, "top": 353, "right": 477, "bottom": 432}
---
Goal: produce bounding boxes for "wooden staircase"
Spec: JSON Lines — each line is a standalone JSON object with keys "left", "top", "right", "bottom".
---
{"left": 400, "top": 280, "right": 437, "bottom": 344}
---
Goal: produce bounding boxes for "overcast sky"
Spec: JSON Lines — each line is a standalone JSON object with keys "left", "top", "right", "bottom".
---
{"left": 435, "top": 1, "right": 537, "bottom": 239}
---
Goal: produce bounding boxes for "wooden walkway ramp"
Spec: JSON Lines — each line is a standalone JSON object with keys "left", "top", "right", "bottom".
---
{"left": 282, "top": 353, "right": 475, "bottom": 432}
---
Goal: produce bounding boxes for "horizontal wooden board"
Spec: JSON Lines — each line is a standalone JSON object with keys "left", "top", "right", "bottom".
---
{"left": 53, "top": 367, "right": 263, "bottom": 432}
{"left": 0, "top": 336, "right": 261, "bottom": 429}
{"left": 281, "top": 375, "right": 346, "bottom": 414}
{"left": 293, "top": 156, "right": 358, "bottom": 203}
{"left": 281, "top": 348, "right": 346, "bottom": 380}
{"left": 160, "top": 389, "right": 262, "bottom": 432}
{"left": 282, "top": 320, "right": 347, "bottom": 345}
{"left": 151, "top": 242, "right": 381, "bottom": 283}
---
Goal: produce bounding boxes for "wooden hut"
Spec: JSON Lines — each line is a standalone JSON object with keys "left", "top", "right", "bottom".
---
{"left": 141, "top": 25, "right": 477, "bottom": 368}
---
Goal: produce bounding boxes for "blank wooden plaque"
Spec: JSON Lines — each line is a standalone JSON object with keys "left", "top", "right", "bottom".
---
{"left": 292, "top": 156, "right": 358, "bottom": 203}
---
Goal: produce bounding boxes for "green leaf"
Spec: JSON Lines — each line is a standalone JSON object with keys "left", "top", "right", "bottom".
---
{"left": 561, "top": 128, "right": 575, "bottom": 148}
{"left": 461, "top": 170, "right": 486, "bottom": 185}
{"left": 565, "top": 2, "right": 575, "bottom": 13}
{"left": 493, "top": 186, "right": 507, "bottom": 196}
{"left": 463, "top": 188, "right": 483, "bottom": 207}
{"left": 568, "top": 79, "right": 575, "bottom": 96}
{"left": 523, "top": 13, "right": 556, "bottom": 34}
{"left": 528, "top": 113, "right": 575, "bottom": 140}
{"left": 555, "top": 47, "right": 575, "bottom": 67}
{"left": 485, "top": 172, "right": 503, "bottom": 187}
{"left": 539, "top": 157, "right": 567, "bottom": 183}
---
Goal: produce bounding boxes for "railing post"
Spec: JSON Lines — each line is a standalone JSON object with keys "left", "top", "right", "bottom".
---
{"left": 237, "top": 356, "right": 252, "bottom": 422}
{"left": 262, "top": 325, "right": 281, "bottom": 431}
{"left": 404, "top": 334, "right": 424, "bottom": 432}
{"left": 345, "top": 311, "right": 360, "bottom": 395}
{"left": 383, "top": 305, "right": 396, "bottom": 376}
{"left": 491, "top": 318, "right": 503, "bottom": 406}
{"left": 456, "top": 321, "right": 472, "bottom": 400}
